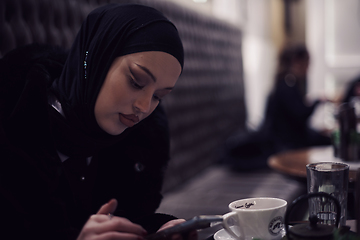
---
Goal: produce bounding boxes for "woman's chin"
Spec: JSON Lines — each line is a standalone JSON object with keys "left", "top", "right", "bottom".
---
{"left": 103, "top": 125, "right": 128, "bottom": 136}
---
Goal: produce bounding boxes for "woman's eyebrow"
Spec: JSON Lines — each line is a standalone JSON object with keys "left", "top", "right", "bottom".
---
{"left": 134, "top": 63, "right": 157, "bottom": 82}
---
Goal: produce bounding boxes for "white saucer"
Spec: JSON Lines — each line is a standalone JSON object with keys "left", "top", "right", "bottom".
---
{"left": 214, "top": 227, "right": 239, "bottom": 240}
{"left": 214, "top": 227, "right": 285, "bottom": 240}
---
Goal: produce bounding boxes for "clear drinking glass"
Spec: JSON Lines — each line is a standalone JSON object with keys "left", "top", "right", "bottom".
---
{"left": 306, "top": 162, "right": 349, "bottom": 226}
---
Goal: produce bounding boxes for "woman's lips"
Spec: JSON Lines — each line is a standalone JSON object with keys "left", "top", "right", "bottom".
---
{"left": 119, "top": 113, "right": 139, "bottom": 127}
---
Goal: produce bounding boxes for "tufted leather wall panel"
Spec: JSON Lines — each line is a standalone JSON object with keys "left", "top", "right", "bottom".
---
{"left": 0, "top": 0, "right": 246, "bottom": 191}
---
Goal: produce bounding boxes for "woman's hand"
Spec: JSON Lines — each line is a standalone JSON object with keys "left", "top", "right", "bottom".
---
{"left": 77, "top": 199, "right": 147, "bottom": 240}
{"left": 157, "top": 219, "right": 185, "bottom": 232}
{"left": 157, "top": 219, "right": 198, "bottom": 240}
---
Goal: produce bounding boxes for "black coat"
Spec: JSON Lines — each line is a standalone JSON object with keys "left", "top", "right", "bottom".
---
{"left": 263, "top": 73, "right": 320, "bottom": 149}
{"left": 0, "top": 44, "right": 175, "bottom": 239}
{"left": 222, "top": 73, "right": 331, "bottom": 171}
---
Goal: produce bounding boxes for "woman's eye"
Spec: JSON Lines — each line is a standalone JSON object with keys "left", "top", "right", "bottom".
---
{"left": 130, "top": 78, "right": 143, "bottom": 89}
{"left": 153, "top": 95, "right": 161, "bottom": 101}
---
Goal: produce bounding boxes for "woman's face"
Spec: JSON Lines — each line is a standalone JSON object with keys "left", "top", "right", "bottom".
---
{"left": 292, "top": 56, "right": 309, "bottom": 78}
{"left": 95, "top": 51, "right": 181, "bottom": 135}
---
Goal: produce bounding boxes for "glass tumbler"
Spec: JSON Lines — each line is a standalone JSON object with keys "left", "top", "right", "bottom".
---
{"left": 306, "top": 162, "right": 349, "bottom": 226}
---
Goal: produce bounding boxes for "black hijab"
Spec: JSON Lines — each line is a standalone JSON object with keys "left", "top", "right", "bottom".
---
{"left": 50, "top": 3, "right": 184, "bottom": 157}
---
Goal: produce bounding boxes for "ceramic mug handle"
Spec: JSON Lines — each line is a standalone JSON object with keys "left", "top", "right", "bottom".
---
{"left": 222, "top": 212, "right": 245, "bottom": 240}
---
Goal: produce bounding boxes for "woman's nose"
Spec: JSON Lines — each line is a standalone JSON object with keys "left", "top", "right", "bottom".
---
{"left": 133, "top": 93, "right": 152, "bottom": 114}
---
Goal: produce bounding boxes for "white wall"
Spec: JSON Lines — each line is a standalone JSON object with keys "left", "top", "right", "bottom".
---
{"left": 240, "top": 0, "right": 277, "bottom": 129}
{"left": 306, "top": 0, "right": 360, "bottom": 99}
{"left": 306, "top": 0, "right": 360, "bottom": 129}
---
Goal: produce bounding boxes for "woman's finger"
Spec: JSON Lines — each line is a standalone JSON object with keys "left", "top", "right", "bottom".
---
{"left": 97, "top": 199, "right": 118, "bottom": 215}
{"left": 88, "top": 214, "right": 113, "bottom": 223}
{"left": 93, "top": 216, "right": 147, "bottom": 236}
{"left": 93, "top": 231, "right": 145, "bottom": 240}
{"left": 78, "top": 215, "right": 147, "bottom": 240}
{"left": 157, "top": 219, "right": 185, "bottom": 232}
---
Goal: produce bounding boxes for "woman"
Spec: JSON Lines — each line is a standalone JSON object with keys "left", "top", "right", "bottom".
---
{"left": 222, "top": 44, "right": 330, "bottom": 170}
{"left": 0, "top": 3, "right": 187, "bottom": 240}
{"left": 263, "top": 44, "right": 331, "bottom": 151}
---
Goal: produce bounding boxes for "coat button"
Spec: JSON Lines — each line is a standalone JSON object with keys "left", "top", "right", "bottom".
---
{"left": 134, "top": 162, "right": 145, "bottom": 172}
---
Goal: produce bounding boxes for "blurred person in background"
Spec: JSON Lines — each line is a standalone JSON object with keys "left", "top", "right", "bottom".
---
{"left": 263, "top": 44, "right": 331, "bottom": 151}
{"left": 222, "top": 44, "right": 331, "bottom": 171}
{"left": 342, "top": 75, "right": 360, "bottom": 104}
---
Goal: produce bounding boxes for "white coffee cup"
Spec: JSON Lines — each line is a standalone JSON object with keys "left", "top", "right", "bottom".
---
{"left": 222, "top": 197, "right": 287, "bottom": 240}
